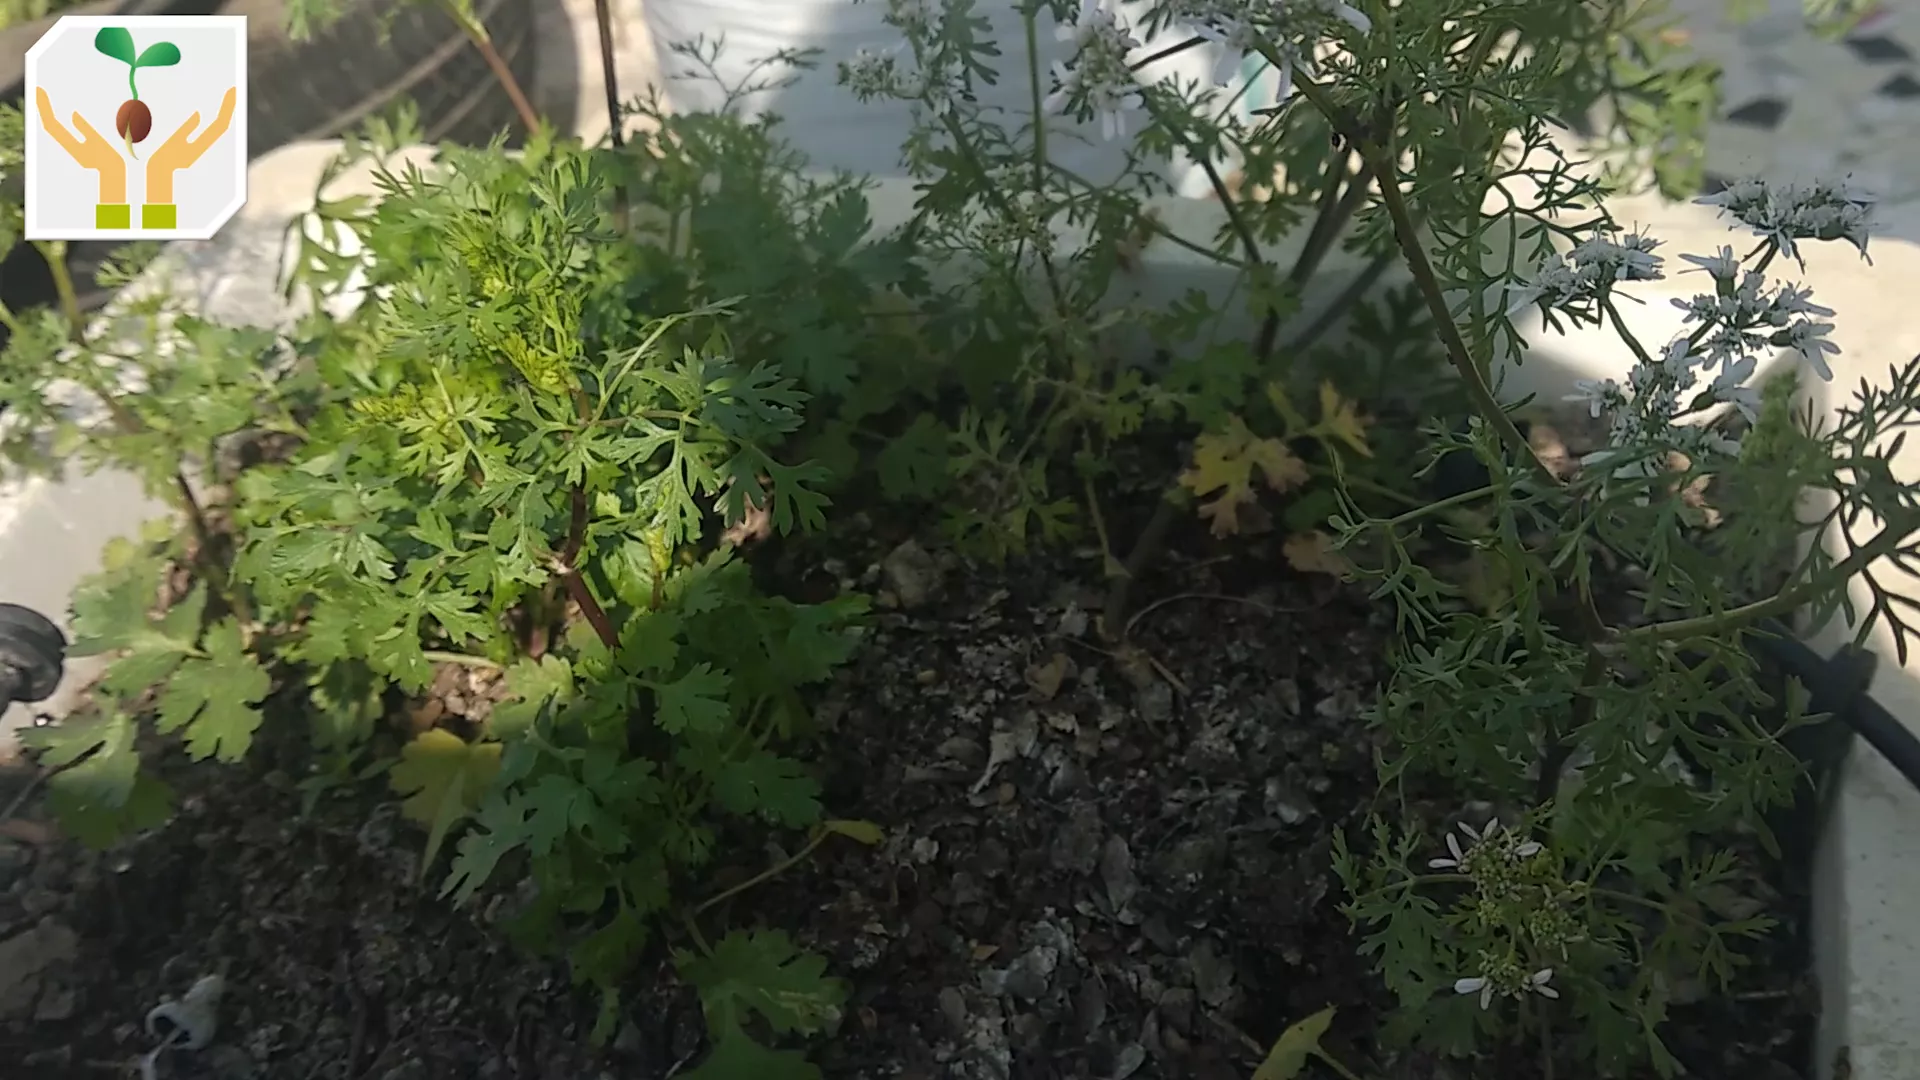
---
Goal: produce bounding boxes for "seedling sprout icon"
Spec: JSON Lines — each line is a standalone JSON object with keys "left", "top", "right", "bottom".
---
{"left": 22, "top": 13, "right": 248, "bottom": 240}
{"left": 94, "top": 27, "right": 181, "bottom": 161}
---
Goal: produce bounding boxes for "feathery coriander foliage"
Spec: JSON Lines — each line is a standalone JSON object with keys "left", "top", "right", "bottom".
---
{"left": 4, "top": 98, "right": 885, "bottom": 1071}
{"left": 256, "top": 132, "right": 875, "bottom": 1066}
{"left": 839, "top": 0, "right": 1916, "bottom": 1073}
{"left": 831, "top": 0, "right": 1717, "bottom": 625}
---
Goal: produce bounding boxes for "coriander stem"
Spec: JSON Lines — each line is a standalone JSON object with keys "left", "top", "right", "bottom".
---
{"left": 32, "top": 240, "right": 85, "bottom": 345}
{"left": 1621, "top": 512, "right": 1920, "bottom": 643}
{"left": 1278, "top": 65, "right": 1553, "bottom": 490}
{"left": 432, "top": 0, "right": 541, "bottom": 135}
{"left": 1128, "top": 35, "right": 1207, "bottom": 73}
{"left": 693, "top": 825, "right": 833, "bottom": 917}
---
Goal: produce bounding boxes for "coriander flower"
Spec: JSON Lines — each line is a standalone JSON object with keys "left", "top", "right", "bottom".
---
{"left": 840, "top": 47, "right": 907, "bottom": 101}
{"left": 1047, "top": 0, "right": 1144, "bottom": 141}
{"left": 1775, "top": 319, "right": 1840, "bottom": 382}
{"left": 1452, "top": 968, "right": 1558, "bottom": 1010}
{"left": 1428, "top": 819, "right": 1540, "bottom": 871}
{"left": 1565, "top": 378, "right": 1622, "bottom": 420}
{"left": 1696, "top": 176, "right": 1875, "bottom": 265}
{"left": 1678, "top": 246, "right": 1739, "bottom": 284}
{"left": 1506, "top": 229, "right": 1663, "bottom": 315}
{"left": 1161, "top": 0, "right": 1372, "bottom": 92}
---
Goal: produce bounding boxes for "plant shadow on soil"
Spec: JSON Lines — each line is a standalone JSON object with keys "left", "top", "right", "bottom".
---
{"left": 0, "top": 474, "right": 1826, "bottom": 1080}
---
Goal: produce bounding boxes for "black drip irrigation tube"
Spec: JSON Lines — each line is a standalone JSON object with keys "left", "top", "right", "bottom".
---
{"left": 0, "top": 603, "right": 68, "bottom": 717}
{"left": 1747, "top": 617, "right": 1920, "bottom": 795}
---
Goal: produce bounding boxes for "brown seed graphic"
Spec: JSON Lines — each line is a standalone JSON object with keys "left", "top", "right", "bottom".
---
{"left": 115, "top": 99, "right": 152, "bottom": 143}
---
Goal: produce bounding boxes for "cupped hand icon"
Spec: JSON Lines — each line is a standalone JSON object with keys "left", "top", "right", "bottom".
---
{"left": 146, "top": 87, "right": 237, "bottom": 206}
{"left": 34, "top": 86, "right": 128, "bottom": 205}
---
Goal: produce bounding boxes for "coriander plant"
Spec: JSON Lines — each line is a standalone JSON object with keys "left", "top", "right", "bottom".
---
{"left": 823, "top": 0, "right": 1916, "bottom": 1073}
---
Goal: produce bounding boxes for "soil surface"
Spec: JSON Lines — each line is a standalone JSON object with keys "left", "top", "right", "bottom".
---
{"left": 0, "top": 496, "right": 1822, "bottom": 1080}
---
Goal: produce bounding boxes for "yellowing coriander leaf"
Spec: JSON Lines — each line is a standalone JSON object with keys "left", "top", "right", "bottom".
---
{"left": 390, "top": 728, "right": 503, "bottom": 882}
{"left": 1252, "top": 1006, "right": 1337, "bottom": 1080}
{"left": 1180, "top": 416, "right": 1307, "bottom": 538}
{"left": 823, "top": 818, "right": 885, "bottom": 845}
{"left": 1315, "top": 382, "right": 1373, "bottom": 458}
{"left": 1283, "top": 531, "right": 1354, "bottom": 579}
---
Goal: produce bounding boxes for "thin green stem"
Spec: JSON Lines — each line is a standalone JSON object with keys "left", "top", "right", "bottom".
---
{"left": 0, "top": 298, "right": 20, "bottom": 334}
{"left": 1383, "top": 482, "right": 1498, "bottom": 527}
{"left": 422, "top": 650, "right": 503, "bottom": 670}
{"left": 1621, "top": 511, "right": 1920, "bottom": 643}
{"left": 1277, "top": 66, "right": 1552, "bottom": 489}
{"left": 693, "top": 827, "right": 833, "bottom": 918}
{"left": 1127, "top": 35, "right": 1206, "bottom": 73}
{"left": 33, "top": 240, "right": 85, "bottom": 345}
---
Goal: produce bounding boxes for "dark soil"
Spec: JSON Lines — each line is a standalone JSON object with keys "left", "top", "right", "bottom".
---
{"left": 0, "top": 496, "right": 1823, "bottom": 1080}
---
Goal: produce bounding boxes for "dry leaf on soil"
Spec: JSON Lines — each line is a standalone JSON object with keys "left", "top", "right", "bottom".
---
{"left": 1283, "top": 531, "right": 1354, "bottom": 579}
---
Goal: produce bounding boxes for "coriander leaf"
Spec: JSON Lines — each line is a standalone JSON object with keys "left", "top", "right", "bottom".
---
{"left": 652, "top": 663, "right": 730, "bottom": 734}
{"left": 154, "top": 618, "right": 270, "bottom": 762}
{"left": 49, "top": 772, "right": 173, "bottom": 850}
{"left": 618, "top": 609, "right": 683, "bottom": 675}
{"left": 488, "top": 655, "right": 574, "bottom": 739}
{"left": 569, "top": 905, "right": 649, "bottom": 990}
{"left": 390, "top": 728, "right": 503, "bottom": 881}
{"left": 440, "top": 792, "right": 531, "bottom": 905}
{"left": 681, "top": 1014, "right": 822, "bottom": 1080}
{"left": 1252, "top": 1006, "right": 1337, "bottom": 1080}
{"left": 676, "top": 929, "right": 845, "bottom": 1037}
{"left": 709, "top": 749, "right": 821, "bottom": 827}
{"left": 876, "top": 415, "right": 950, "bottom": 500}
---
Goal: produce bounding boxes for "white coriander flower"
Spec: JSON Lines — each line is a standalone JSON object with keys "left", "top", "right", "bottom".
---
{"left": 1428, "top": 829, "right": 1469, "bottom": 869}
{"left": 1565, "top": 378, "right": 1620, "bottom": 419}
{"left": 1697, "top": 176, "right": 1875, "bottom": 265}
{"left": 1525, "top": 968, "right": 1560, "bottom": 999}
{"left": 1163, "top": 0, "right": 1372, "bottom": 90}
{"left": 1776, "top": 319, "right": 1840, "bottom": 382}
{"left": 1678, "top": 246, "right": 1739, "bottom": 284}
{"left": 1047, "top": 0, "right": 1144, "bottom": 140}
{"left": 1454, "top": 976, "right": 1497, "bottom": 1010}
{"left": 840, "top": 47, "right": 906, "bottom": 100}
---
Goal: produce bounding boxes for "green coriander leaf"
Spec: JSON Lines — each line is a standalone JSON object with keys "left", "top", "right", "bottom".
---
{"left": 677, "top": 929, "right": 845, "bottom": 1037}
{"left": 488, "top": 655, "right": 574, "bottom": 739}
{"left": 153, "top": 618, "right": 270, "bottom": 762}
{"left": 652, "top": 663, "right": 730, "bottom": 734}
{"left": 681, "top": 1014, "right": 822, "bottom": 1080}
{"left": 440, "top": 793, "right": 531, "bottom": 905}
{"left": 709, "top": 750, "right": 821, "bottom": 827}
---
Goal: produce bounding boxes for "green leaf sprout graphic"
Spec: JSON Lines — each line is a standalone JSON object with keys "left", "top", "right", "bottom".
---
{"left": 93, "top": 28, "right": 181, "bottom": 160}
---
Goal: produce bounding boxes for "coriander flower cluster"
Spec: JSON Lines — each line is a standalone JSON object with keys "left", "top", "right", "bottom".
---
{"left": 1045, "top": 0, "right": 1146, "bottom": 140}
{"left": 1045, "top": 0, "right": 1374, "bottom": 140}
{"left": 1696, "top": 176, "right": 1874, "bottom": 266}
{"left": 1156, "top": 0, "right": 1372, "bottom": 98}
{"left": 1517, "top": 178, "right": 1871, "bottom": 477}
{"left": 1428, "top": 821, "right": 1570, "bottom": 1011}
